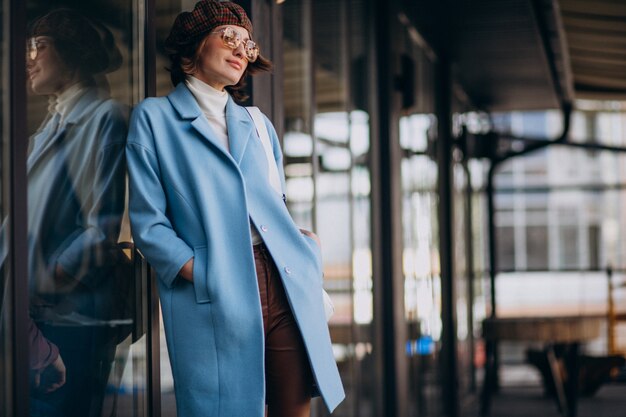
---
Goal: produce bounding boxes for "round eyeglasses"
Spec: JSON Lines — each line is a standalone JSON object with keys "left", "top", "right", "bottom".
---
{"left": 211, "top": 27, "right": 259, "bottom": 63}
{"left": 26, "top": 38, "right": 52, "bottom": 61}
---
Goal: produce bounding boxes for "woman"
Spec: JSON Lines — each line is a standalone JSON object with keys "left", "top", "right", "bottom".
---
{"left": 24, "top": 8, "right": 129, "bottom": 417}
{"left": 126, "top": 1, "right": 344, "bottom": 416}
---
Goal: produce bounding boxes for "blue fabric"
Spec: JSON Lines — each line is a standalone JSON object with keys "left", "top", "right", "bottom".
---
{"left": 27, "top": 86, "right": 128, "bottom": 296}
{"left": 25, "top": 86, "right": 128, "bottom": 417}
{"left": 126, "top": 83, "right": 344, "bottom": 416}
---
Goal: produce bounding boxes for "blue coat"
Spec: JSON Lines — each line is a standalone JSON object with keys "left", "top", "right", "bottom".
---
{"left": 27, "top": 87, "right": 127, "bottom": 293}
{"left": 126, "top": 83, "right": 344, "bottom": 416}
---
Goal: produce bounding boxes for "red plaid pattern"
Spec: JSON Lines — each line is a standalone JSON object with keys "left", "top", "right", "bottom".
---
{"left": 165, "top": 0, "right": 253, "bottom": 50}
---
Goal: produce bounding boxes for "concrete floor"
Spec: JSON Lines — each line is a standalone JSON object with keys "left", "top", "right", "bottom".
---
{"left": 484, "top": 384, "right": 626, "bottom": 417}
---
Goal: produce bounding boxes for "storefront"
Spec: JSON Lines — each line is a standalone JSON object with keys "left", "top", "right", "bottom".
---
{"left": 1, "top": 1, "right": 475, "bottom": 416}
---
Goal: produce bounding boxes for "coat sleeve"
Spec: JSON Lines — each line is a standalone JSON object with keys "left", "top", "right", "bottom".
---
{"left": 29, "top": 318, "right": 59, "bottom": 370}
{"left": 126, "top": 102, "right": 193, "bottom": 288}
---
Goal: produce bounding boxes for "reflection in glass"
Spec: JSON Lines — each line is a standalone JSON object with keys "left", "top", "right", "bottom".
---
{"left": 24, "top": 8, "right": 133, "bottom": 417}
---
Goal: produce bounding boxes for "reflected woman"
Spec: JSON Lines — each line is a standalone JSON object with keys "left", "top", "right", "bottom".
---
{"left": 25, "top": 9, "right": 129, "bottom": 417}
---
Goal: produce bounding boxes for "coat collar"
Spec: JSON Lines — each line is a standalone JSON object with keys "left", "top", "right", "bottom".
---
{"left": 167, "top": 83, "right": 255, "bottom": 164}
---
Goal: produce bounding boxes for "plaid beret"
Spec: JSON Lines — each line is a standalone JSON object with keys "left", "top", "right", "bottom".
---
{"left": 165, "top": 0, "right": 253, "bottom": 51}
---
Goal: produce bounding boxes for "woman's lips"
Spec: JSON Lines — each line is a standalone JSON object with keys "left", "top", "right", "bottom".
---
{"left": 226, "top": 60, "right": 242, "bottom": 70}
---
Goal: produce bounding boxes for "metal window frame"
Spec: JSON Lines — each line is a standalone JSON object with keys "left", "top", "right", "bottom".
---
{"left": 8, "top": 0, "right": 29, "bottom": 414}
{"left": 143, "top": 0, "right": 161, "bottom": 415}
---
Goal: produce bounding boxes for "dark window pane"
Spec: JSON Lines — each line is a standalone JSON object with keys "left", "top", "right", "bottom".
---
{"left": 559, "top": 226, "right": 579, "bottom": 269}
{"left": 497, "top": 226, "right": 515, "bottom": 271}
{"left": 526, "top": 226, "right": 548, "bottom": 270}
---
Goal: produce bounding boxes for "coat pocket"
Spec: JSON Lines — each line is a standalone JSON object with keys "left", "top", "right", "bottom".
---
{"left": 192, "top": 246, "right": 211, "bottom": 303}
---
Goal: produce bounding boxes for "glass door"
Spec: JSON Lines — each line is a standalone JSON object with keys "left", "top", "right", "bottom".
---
{"left": 24, "top": 2, "right": 149, "bottom": 416}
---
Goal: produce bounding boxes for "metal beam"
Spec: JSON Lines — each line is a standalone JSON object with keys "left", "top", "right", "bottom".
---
{"left": 8, "top": 0, "right": 29, "bottom": 415}
{"left": 371, "top": 0, "right": 407, "bottom": 415}
{"left": 436, "top": 55, "right": 460, "bottom": 417}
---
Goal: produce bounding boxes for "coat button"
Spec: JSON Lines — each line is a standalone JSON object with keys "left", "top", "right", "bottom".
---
{"left": 260, "top": 225, "right": 268, "bottom": 232}
{"left": 284, "top": 266, "right": 292, "bottom": 274}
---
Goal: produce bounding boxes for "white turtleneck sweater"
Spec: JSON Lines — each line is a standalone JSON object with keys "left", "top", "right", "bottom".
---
{"left": 185, "top": 76, "right": 263, "bottom": 245}
{"left": 186, "top": 76, "right": 230, "bottom": 151}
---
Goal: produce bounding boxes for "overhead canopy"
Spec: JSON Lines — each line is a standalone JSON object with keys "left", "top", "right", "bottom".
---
{"left": 560, "top": 0, "right": 626, "bottom": 101}
{"left": 451, "top": 0, "right": 573, "bottom": 111}
{"left": 409, "top": 0, "right": 626, "bottom": 111}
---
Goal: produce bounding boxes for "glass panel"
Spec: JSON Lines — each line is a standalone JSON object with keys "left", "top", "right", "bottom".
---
{"left": 283, "top": 0, "right": 314, "bottom": 230}
{"left": 526, "top": 225, "right": 548, "bottom": 269}
{"left": 401, "top": 133, "right": 440, "bottom": 417}
{"left": 312, "top": 0, "right": 359, "bottom": 416}
{"left": 399, "top": 32, "right": 441, "bottom": 416}
{"left": 453, "top": 161, "right": 473, "bottom": 402}
{"left": 25, "top": 3, "right": 147, "bottom": 416}
{"left": 281, "top": 0, "right": 374, "bottom": 415}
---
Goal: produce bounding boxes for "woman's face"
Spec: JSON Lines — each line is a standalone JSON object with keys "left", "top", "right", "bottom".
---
{"left": 191, "top": 25, "right": 250, "bottom": 90}
{"left": 27, "top": 37, "right": 77, "bottom": 96}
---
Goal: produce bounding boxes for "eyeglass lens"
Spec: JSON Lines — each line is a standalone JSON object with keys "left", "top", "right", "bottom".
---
{"left": 27, "top": 39, "right": 49, "bottom": 60}
{"left": 220, "top": 28, "right": 258, "bottom": 62}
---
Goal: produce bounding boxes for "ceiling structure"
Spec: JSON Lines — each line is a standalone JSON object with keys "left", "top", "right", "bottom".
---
{"left": 560, "top": 0, "right": 626, "bottom": 101}
{"left": 409, "top": 0, "right": 626, "bottom": 112}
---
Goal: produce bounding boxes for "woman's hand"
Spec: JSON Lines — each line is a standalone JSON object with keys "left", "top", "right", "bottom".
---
{"left": 34, "top": 355, "right": 66, "bottom": 393}
{"left": 178, "top": 258, "right": 194, "bottom": 282}
{"left": 300, "top": 229, "right": 321, "bottom": 248}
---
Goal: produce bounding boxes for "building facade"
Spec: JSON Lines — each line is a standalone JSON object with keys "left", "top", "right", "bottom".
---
{"left": 7, "top": 0, "right": 608, "bottom": 416}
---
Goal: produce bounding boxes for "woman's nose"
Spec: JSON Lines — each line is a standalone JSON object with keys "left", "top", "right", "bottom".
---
{"left": 232, "top": 43, "right": 245, "bottom": 60}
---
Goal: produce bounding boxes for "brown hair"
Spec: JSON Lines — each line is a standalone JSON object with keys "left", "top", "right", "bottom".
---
{"left": 167, "top": 33, "right": 272, "bottom": 103}
{"left": 29, "top": 8, "right": 122, "bottom": 77}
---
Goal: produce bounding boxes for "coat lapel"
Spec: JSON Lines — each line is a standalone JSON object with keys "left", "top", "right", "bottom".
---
{"left": 27, "top": 88, "right": 102, "bottom": 172}
{"left": 225, "top": 98, "right": 255, "bottom": 164}
{"left": 168, "top": 83, "right": 226, "bottom": 155}
{"left": 168, "top": 83, "right": 256, "bottom": 165}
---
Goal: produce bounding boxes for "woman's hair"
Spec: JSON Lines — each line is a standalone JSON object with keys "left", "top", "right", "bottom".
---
{"left": 28, "top": 8, "right": 122, "bottom": 78}
{"left": 167, "top": 33, "right": 272, "bottom": 103}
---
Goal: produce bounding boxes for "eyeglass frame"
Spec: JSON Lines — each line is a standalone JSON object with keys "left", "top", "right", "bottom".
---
{"left": 26, "top": 37, "right": 54, "bottom": 61}
{"left": 210, "top": 27, "right": 259, "bottom": 63}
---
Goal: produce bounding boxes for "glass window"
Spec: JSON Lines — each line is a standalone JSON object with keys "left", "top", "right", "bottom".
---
{"left": 399, "top": 36, "right": 441, "bottom": 416}
{"left": 282, "top": 1, "right": 374, "bottom": 415}
{"left": 496, "top": 226, "right": 515, "bottom": 271}
{"left": 25, "top": 3, "right": 147, "bottom": 416}
{"left": 283, "top": 0, "right": 315, "bottom": 230}
{"left": 558, "top": 225, "right": 579, "bottom": 268}
{"left": 526, "top": 225, "right": 548, "bottom": 270}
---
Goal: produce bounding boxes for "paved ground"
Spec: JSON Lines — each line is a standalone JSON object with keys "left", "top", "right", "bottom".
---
{"left": 482, "top": 384, "right": 626, "bottom": 417}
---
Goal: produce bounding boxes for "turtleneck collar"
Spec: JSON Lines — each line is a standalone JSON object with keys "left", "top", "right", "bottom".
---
{"left": 49, "top": 82, "right": 87, "bottom": 123}
{"left": 186, "top": 76, "right": 229, "bottom": 117}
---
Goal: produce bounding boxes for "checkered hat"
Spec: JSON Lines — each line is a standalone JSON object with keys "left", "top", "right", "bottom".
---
{"left": 165, "top": 0, "right": 253, "bottom": 50}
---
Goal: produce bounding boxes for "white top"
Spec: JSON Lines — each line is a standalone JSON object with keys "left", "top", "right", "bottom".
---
{"left": 44, "top": 82, "right": 86, "bottom": 128}
{"left": 186, "top": 76, "right": 264, "bottom": 245}
{"left": 56, "top": 83, "right": 85, "bottom": 119}
{"left": 186, "top": 76, "right": 230, "bottom": 152}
